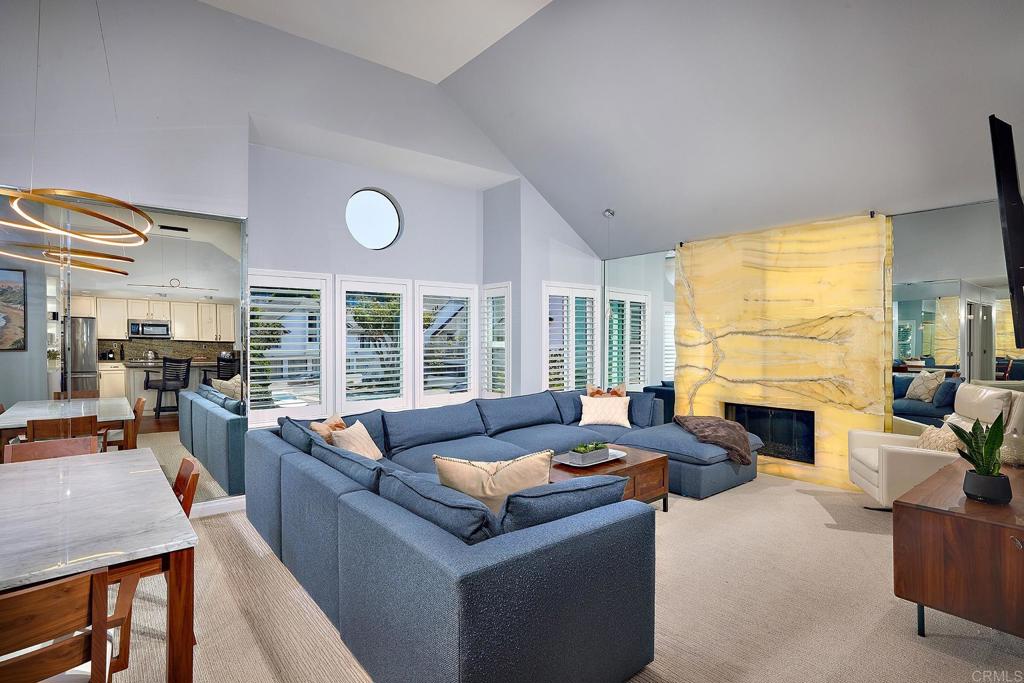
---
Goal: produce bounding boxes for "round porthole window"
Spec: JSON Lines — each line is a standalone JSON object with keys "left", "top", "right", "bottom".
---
{"left": 345, "top": 189, "right": 401, "bottom": 250}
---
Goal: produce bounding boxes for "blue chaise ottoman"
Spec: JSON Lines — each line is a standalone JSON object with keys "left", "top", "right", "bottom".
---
{"left": 614, "top": 422, "right": 762, "bottom": 499}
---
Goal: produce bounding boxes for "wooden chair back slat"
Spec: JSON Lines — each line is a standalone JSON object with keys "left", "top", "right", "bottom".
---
{"left": 0, "top": 569, "right": 107, "bottom": 683}
{"left": 3, "top": 436, "right": 99, "bottom": 464}
{"left": 173, "top": 457, "right": 200, "bottom": 518}
{"left": 52, "top": 391, "right": 100, "bottom": 399}
{"left": 26, "top": 415, "right": 99, "bottom": 442}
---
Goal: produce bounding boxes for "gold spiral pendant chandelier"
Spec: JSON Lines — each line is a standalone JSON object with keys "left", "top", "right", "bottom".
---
{"left": 0, "top": 187, "right": 153, "bottom": 276}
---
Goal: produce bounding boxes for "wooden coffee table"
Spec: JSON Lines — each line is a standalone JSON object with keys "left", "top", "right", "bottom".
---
{"left": 550, "top": 446, "right": 670, "bottom": 511}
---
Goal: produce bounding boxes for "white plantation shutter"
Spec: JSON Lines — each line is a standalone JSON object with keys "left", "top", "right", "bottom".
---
{"left": 482, "top": 283, "right": 510, "bottom": 397}
{"left": 339, "top": 277, "right": 412, "bottom": 412}
{"left": 543, "top": 282, "right": 600, "bottom": 390}
{"left": 247, "top": 270, "right": 333, "bottom": 425}
{"left": 607, "top": 289, "right": 650, "bottom": 390}
{"left": 416, "top": 282, "right": 479, "bottom": 407}
{"left": 663, "top": 303, "right": 676, "bottom": 381}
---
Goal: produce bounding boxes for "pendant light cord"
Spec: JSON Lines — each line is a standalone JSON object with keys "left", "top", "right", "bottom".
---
{"left": 29, "top": 0, "right": 42, "bottom": 192}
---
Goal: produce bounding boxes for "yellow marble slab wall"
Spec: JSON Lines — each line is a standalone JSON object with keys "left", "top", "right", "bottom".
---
{"left": 994, "top": 298, "right": 1024, "bottom": 360}
{"left": 675, "top": 215, "right": 893, "bottom": 490}
{"left": 932, "top": 296, "right": 961, "bottom": 366}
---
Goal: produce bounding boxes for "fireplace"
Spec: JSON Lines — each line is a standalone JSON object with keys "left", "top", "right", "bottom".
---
{"left": 724, "top": 403, "right": 815, "bottom": 464}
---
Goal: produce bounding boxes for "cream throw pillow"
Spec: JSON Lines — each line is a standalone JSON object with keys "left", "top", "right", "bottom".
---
{"left": 905, "top": 370, "right": 944, "bottom": 402}
{"left": 310, "top": 414, "right": 346, "bottom": 444}
{"left": 211, "top": 374, "right": 243, "bottom": 400}
{"left": 579, "top": 395, "right": 631, "bottom": 428}
{"left": 916, "top": 425, "right": 963, "bottom": 453}
{"left": 330, "top": 421, "right": 383, "bottom": 460}
{"left": 433, "top": 451, "right": 552, "bottom": 513}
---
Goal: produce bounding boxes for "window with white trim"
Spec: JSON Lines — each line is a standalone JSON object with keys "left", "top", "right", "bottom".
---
{"left": 606, "top": 289, "right": 650, "bottom": 390}
{"left": 416, "top": 282, "right": 478, "bottom": 407}
{"left": 338, "top": 277, "right": 412, "bottom": 413}
{"left": 663, "top": 302, "right": 676, "bottom": 381}
{"left": 543, "top": 282, "right": 600, "bottom": 391}
{"left": 482, "top": 283, "right": 511, "bottom": 397}
{"left": 247, "top": 270, "right": 333, "bottom": 426}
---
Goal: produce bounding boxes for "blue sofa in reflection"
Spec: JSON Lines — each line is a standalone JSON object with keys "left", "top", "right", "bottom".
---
{"left": 178, "top": 385, "right": 247, "bottom": 495}
{"left": 892, "top": 373, "right": 962, "bottom": 427}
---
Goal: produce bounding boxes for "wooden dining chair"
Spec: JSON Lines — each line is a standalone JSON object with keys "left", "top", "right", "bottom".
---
{"left": 108, "top": 457, "right": 200, "bottom": 675}
{"left": 103, "top": 398, "right": 146, "bottom": 451}
{"left": 3, "top": 436, "right": 100, "bottom": 464}
{"left": 53, "top": 390, "right": 101, "bottom": 399}
{"left": 0, "top": 568, "right": 110, "bottom": 683}
{"left": 26, "top": 415, "right": 99, "bottom": 442}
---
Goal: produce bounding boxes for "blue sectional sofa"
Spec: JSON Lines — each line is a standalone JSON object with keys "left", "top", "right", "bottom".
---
{"left": 891, "top": 373, "right": 962, "bottom": 427}
{"left": 642, "top": 380, "right": 676, "bottom": 423}
{"left": 178, "top": 385, "right": 247, "bottom": 495}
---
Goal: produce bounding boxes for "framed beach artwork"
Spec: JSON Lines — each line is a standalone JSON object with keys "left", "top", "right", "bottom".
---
{"left": 0, "top": 269, "right": 26, "bottom": 351}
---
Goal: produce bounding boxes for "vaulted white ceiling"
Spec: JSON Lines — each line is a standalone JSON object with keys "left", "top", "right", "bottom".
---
{"left": 443, "top": 0, "right": 1024, "bottom": 258}
{"left": 199, "top": 0, "right": 552, "bottom": 83}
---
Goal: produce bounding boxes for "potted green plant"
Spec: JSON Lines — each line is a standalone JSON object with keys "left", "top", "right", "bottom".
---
{"left": 947, "top": 414, "right": 1012, "bottom": 504}
{"left": 569, "top": 441, "right": 610, "bottom": 466}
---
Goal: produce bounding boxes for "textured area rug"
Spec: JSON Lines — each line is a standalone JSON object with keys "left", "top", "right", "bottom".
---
{"left": 118, "top": 475, "right": 1024, "bottom": 682}
{"left": 137, "top": 431, "right": 228, "bottom": 503}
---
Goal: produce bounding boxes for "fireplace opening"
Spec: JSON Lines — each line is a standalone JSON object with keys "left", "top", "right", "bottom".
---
{"left": 724, "top": 403, "right": 815, "bottom": 464}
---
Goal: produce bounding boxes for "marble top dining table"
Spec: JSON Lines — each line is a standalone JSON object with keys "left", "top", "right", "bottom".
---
{"left": 0, "top": 397, "right": 135, "bottom": 430}
{"left": 0, "top": 448, "right": 197, "bottom": 591}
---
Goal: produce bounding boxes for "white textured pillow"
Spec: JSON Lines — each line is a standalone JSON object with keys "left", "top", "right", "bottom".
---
{"left": 579, "top": 395, "right": 631, "bottom": 428}
{"left": 434, "top": 451, "right": 552, "bottom": 513}
{"left": 905, "top": 370, "right": 944, "bottom": 402}
{"left": 330, "top": 421, "right": 383, "bottom": 460}
{"left": 916, "top": 425, "right": 962, "bottom": 453}
{"left": 211, "top": 374, "right": 243, "bottom": 399}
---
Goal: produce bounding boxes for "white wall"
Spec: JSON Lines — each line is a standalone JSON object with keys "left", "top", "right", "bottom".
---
{"left": 482, "top": 180, "right": 523, "bottom": 394}
{"left": 605, "top": 251, "right": 675, "bottom": 384}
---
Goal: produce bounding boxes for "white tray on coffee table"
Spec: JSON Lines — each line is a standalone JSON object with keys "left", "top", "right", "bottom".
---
{"left": 552, "top": 448, "right": 627, "bottom": 468}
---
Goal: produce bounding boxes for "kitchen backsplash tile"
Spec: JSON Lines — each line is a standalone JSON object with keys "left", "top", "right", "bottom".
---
{"left": 98, "top": 338, "right": 235, "bottom": 361}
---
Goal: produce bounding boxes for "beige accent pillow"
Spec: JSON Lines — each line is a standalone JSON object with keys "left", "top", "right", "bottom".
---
{"left": 579, "top": 395, "right": 631, "bottom": 428}
{"left": 433, "top": 451, "right": 552, "bottom": 513}
{"left": 211, "top": 374, "right": 243, "bottom": 400}
{"left": 916, "top": 425, "right": 962, "bottom": 453}
{"left": 310, "top": 414, "right": 346, "bottom": 444}
{"left": 330, "top": 421, "right": 383, "bottom": 460}
{"left": 905, "top": 370, "right": 944, "bottom": 402}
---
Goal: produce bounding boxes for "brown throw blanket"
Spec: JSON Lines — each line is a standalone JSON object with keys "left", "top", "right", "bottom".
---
{"left": 674, "top": 415, "right": 752, "bottom": 465}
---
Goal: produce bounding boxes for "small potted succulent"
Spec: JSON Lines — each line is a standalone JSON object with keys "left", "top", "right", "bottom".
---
{"left": 947, "top": 414, "right": 1012, "bottom": 504}
{"left": 570, "top": 441, "right": 610, "bottom": 466}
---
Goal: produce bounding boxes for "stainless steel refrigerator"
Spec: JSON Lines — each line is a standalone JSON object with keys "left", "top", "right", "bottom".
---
{"left": 69, "top": 316, "right": 98, "bottom": 393}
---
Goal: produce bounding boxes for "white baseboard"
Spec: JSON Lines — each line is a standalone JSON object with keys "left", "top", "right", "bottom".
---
{"left": 191, "top": 494, "right": 246, "bottom": 519}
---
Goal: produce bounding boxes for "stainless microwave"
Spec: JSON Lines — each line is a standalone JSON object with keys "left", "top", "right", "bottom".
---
{"left": 128, "top": 319, "right": 172, "bottom": 339}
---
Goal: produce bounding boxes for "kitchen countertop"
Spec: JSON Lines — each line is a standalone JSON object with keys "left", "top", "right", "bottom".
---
{"left": 124, "top": 360, "right": 220, "bottom": 368}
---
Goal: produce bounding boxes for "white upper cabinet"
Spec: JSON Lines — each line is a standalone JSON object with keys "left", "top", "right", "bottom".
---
{"left": 149, "top": 300, "right": 171, "bottom": 320}
{"left": 96, "top": 298, "right": 128, "bottom": 339}
{"left": 70, "top": 296, "right": 96, "bottom": 318}
{"left": 216, "top": 304, "right": 235, "bottom": 343}
{"left": 198, "top": 302, "right": 218, "bottom": 341}
{"left": 127, "top": 299, "right": 149, "bottom": 319}
{"left": 170, "top": 302, "right": 199, "bottom": 341}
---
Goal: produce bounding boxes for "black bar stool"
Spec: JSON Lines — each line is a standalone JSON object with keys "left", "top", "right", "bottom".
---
{"left": 145, "top": 357, "right": 192, "bottom": 418}
{"left": 201, "top": 356, "right": 241, "bottom": 385}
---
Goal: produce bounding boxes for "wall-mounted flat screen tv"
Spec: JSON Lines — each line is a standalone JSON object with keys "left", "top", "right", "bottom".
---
{"left": 990, "top": 114, "right": 1024, "bottom": 348}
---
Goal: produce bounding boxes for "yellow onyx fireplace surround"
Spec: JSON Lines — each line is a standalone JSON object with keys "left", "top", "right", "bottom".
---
{"left": 674, "top": 215, "right": 893, "bottom": 490}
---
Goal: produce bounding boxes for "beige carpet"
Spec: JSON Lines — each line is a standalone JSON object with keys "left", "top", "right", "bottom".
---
{"left": 117, "top": 475, "right": 1024, "bottom": 682}
{"left": 137, "top": 431, "right": 228, "bottom": 503}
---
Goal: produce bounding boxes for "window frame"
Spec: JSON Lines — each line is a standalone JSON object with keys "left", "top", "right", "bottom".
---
{"left": 415, "top": 280, "right": 480, "bottom": 408}
{"left": 482, "top": 282, "right": 512, "bottom": 398}
{"left": 605, "top": 287, "right": 651, "bottom": 391}
{"left": 541, "top": 281, "right": 602, "bottom": 391}
{"left": 336, "top": 275, "right": 414, "bottom": 414}
{"left": 663, "top": 301, "right": 676, "bottom": 382}
{"left": 246, "top": 269, "right": 334, "bottom": 428}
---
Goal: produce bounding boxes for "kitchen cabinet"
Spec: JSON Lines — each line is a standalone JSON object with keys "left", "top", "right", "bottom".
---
{"left": 128, "top": 299, "right": 171, "bottom": 320}
{"left": 96, "top": 298, "right": 128, "bottom": 339}
{"left": 198, "top": 303, "right": 218, "bottom": 341}
{"left": 217, "top": 304, "right": 236, "bottom": 343}
{"left": 97, "top": 362, "right": 126, "bottom": 398}
{"left": 170, "top": 301, "right": 199, "bottom": 340}
{"left": 70, "top": 295, "right": 96, "bottom": 318}
{"left": 150, "top": 300, "right": 171, "bottom": 320}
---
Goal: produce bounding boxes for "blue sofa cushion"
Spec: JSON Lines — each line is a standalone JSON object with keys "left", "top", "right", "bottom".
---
{"left": 493, "top": 423, "right": 607, "bottom": 454}
{"left": 342, "top": 408, "right": 387, "bottom": 454}
{"left": 892, "top": 398, "right": 952, "bottom": 419}
{"left": 568, "top": 422, "right": 633, "bottom": 442}
{"left": 892, "top": 374, "right": 914, "bottom": 400}
{"left": 499, "top": 475, "right": 628, "bottom": 533}
{"left": 661, "top": 380, "right": 674, "bottom": 388}
{"left": 279, "top": 417, "right": 325, "bottom": 454}
{"left": 614, "top": 422, "right": 764, "bottom": 466}
{"left": 378, "top": 471, "right": 500, "bottom": 545}
{"left": 627, "top": 392, "right": 657, "bottom": 428}
{"left": 549, "top": 390, "right": 585, "bottom": 425}
{"left": 476, "top": 392, "right": 562, "bottom": 435}
{"left": 389, "top": 435, "right": 530, "bottom": 474}
{"left": 931, "top": 377, "right": 962, "bottom": 408}
{"left": 310, "top": 442, "right": 389, "bottom": 492}
{"left": 383, "top": 401, "right": 486, "bottom": 455}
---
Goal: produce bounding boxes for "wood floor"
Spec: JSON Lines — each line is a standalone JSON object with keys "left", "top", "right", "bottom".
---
{"left": 140, "top": 413, "right": 179, "bottom": 435}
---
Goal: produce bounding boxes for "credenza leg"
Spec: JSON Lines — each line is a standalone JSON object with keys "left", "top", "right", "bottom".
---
{"left": 662, "top": 495, "right": 668, "bottom": 512}
{"left": 917, "top": 603, "right": 925, "bottom": 637}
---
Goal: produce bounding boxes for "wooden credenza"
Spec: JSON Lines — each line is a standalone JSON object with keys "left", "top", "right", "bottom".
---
{"left": 893, "top": 460, "right": 1024, "bottom": 638}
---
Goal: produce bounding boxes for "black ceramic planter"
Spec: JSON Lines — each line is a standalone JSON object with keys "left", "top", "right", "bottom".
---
{"left": 963, "top": 470, "right": 1013, "bottom": 504}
